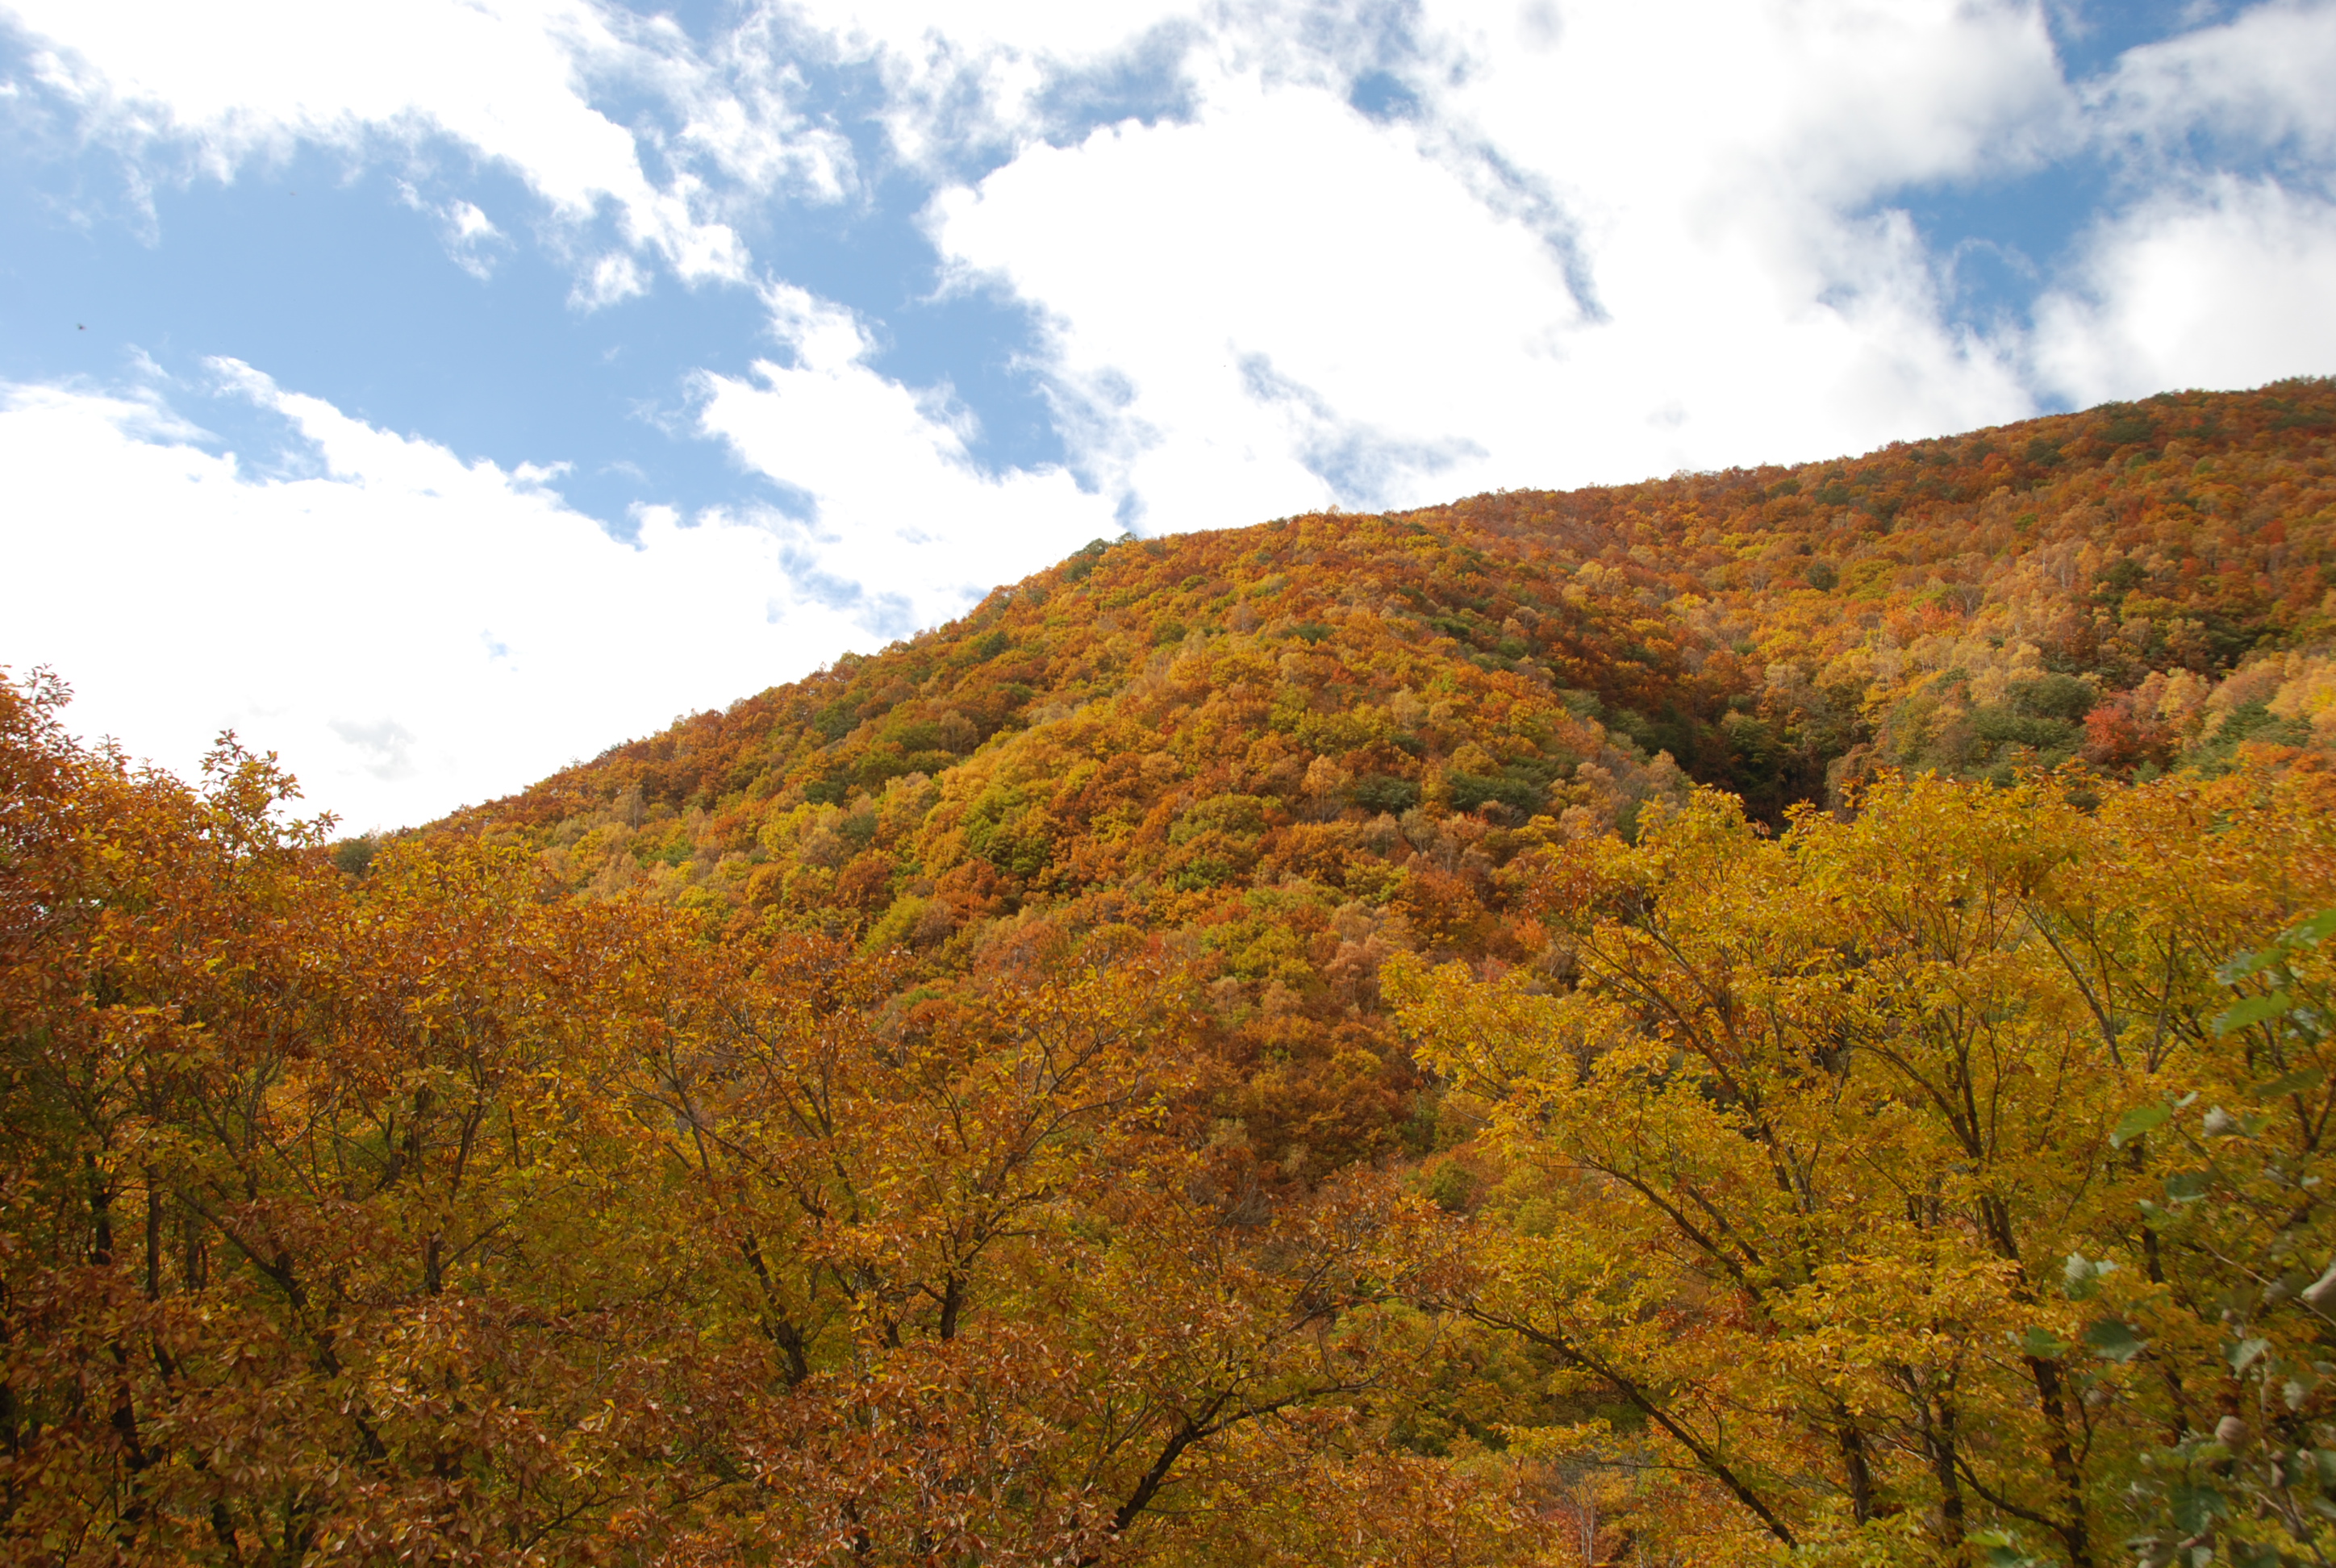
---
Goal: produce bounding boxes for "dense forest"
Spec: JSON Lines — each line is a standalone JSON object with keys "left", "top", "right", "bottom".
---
{"left": 5, "top": 377, "right": 2335, "bottom": 1564}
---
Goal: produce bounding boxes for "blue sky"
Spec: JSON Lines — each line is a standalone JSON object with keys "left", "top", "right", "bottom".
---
{"left": 4, "top": 0, "right": 2334, "bottom": 828}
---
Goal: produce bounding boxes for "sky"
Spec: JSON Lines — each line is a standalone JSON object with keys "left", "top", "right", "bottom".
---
{"left": 4, "top": 0, "right": 2334, "bottom": 831}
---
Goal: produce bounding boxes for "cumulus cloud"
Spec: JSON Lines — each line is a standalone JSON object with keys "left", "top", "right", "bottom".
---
{"left": 921, "top": 0, "right": 2334, "bottom": 504}
{"left": 2026, "top": 1, "right": 2336, "bottom": 401}
{"left": 394, "top": 184, "right": 510, "bottom": 278}
{"left": 936, "top": 73, "right": 1554, "bottom": 524}
{"left": 932, "top": 31, "right": 2041, "bottom": 524}
{"left": 2089, "top": 0, "right": 2336, "bottom": 169}
{"left": 1424, "top": 0, "right": 2072, "bottom": 211}
{"left": 692, "top": 284, "right": 1119, "bottom": 631}
{"left": 2033, "top": 176, "right": 2336, "bottom": 402}
{"left": 0, "top": 353, "right": 1041, "bottom": 829}
{"left": 0, "top": 0, "right": 831, "bottom": 290}
{"left": 765, "top": 0, "right": 1202, "bottom": 170}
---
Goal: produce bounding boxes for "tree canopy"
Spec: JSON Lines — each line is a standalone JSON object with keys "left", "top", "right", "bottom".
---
{"left": 7, "top": 377, "right": 2336, "bottom": 1564}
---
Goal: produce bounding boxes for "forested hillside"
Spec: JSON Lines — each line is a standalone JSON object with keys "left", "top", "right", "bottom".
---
{"left": 475, "top": 379, "right": 2336, "bottom": 874}
{"left": 7, "top": 378, "right": 2336, "bottom": 1566}
{"left": 439, "top": 377, "right": 2336, "bottom": 1173}
{"left": 482, "top": 377, "right": 2336, "bottom": 846}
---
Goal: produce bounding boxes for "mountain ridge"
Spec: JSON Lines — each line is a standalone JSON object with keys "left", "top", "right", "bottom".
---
{"left": 453, "top": 376, "right": 2334, "bottom": 853}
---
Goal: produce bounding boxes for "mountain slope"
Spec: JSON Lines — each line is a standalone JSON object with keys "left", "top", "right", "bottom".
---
{"left": 430, "top": 377, "right": 2336, "bottom": 1161}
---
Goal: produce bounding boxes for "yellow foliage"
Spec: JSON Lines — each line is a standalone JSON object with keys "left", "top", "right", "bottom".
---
{"left": 1392, "top": 761, "right": 2336, "bottom": 1566}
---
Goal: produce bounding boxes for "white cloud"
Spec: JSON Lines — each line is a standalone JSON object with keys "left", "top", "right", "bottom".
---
{"left": 448, "top": 199, "right": 500, "bottom": 243}
{"left": 2033, "top": 176, "right": 2336, "bottom": 402}
{"left": 763, "top": 0, "right": 1199, "bottom": 170}
{"left": 0, "top": 0, "right": 816, "bottom": 290}
{"left": 395, "top": 184, "right": 510, "bottom": 277}
{"left": 0, "top": 352, "right": 1074, "bottom": 828}
{"left": 692, "top": 284, "right": 1119, "bottom": 631}
{"left": 2089, "top": 0, "right": 2336, "bottom": 167}
{"left": 2027, "top": 2, "right": 2336, "bottom": 402}
{"left": 919, "top": 0, "right": 2336, "bottom": 511}
{"left": 573, "top": 249, "right": 650, "bottom": 309}
{"left": 1424, "top": 0, "right": 2072, "bottom": 212}
{"left": 932, "top": 19, "right": 2048, "bottom": 525}
{"left": 936, "top": 74, "right": 1571, "bottom": 523}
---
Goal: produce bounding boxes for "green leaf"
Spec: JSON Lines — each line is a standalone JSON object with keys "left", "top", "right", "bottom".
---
{"left": 2288, "top": 909, "right": 2336, "bottom": 946}
{"left": 2254, "top": 1065, "right": 2325, "bottom": 1099}
{"left": 2168, "top": 1483, "right": 2226, "bottom": 1536}
{"left": 2084, "top": 1319, "right": 2147, "bottom": 1362}
{"left": 2228, "top": 1336, "right": 2273, "bottom": 1374}
{"left": 2216, "top": 991, "right": 2294, "bottom": 1035}
{"left": 1967, "top": 1531, "right": 2045, "bottom": 1566}
{"left": 2220, "top": 938, "right": 2281, "bottom": 982}
{"left": 2023, "top": 1325, "right": 2072, "bottom": 1359}
{"left": 2164, "top": 1170, "right": 2213, "bottom": 1203}
{"left": 2113, "top": 1103, "right": 2171, "bottom": 1147}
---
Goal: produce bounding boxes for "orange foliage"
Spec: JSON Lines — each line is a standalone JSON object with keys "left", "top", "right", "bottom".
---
{"left": 435, "top": 378, "right": 2334, "bottom": 1168}
{"left": 0, "top": 671, "right": 1507, "bottom": 1564}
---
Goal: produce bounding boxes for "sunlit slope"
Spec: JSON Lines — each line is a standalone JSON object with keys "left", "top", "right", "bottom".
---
{"left": 418, "top": 377, "right": 2334, "bottom": 1164}
{"left": 453, "top": 374, "right": 2333, "bottom": 889}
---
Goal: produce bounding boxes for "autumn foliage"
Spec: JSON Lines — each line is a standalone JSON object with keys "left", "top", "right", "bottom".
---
{"left": 1392, "top": 763, "right": 2336, "bottom": 1566}
{"left": 421, "top": 379, "right": 2336, "bottom": 1179}
{"left": 0, "top": 666, "right": 1525, "bottom": 1562}
{"left": 6, "top": 377, "right": 2336, "bottom": 1563}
